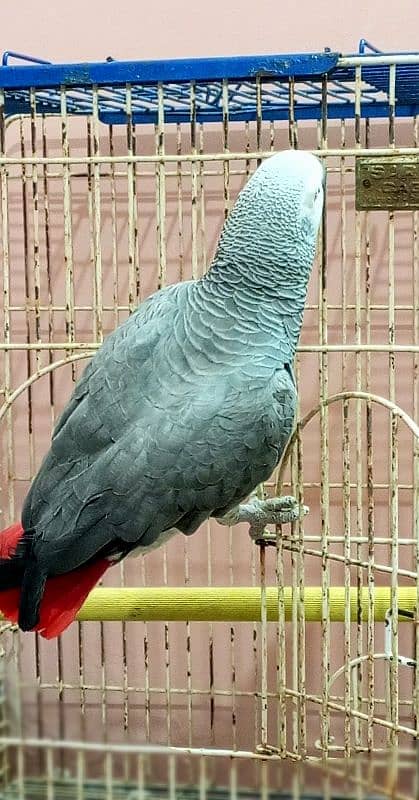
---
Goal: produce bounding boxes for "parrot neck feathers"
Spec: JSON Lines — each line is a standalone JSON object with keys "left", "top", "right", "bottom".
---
{"left": 194, "top": 167, "right": 320, "bottom": 363}
{"left": 192, "top": 276, "right": 306, "bottom": 366}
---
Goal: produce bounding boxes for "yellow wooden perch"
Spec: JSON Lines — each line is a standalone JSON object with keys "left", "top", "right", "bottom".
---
{"left": 70, "top": 587, "right": 417, "bottom": 623}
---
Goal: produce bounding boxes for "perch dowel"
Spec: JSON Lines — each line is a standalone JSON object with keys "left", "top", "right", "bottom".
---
{"left": 62, "top": 586, "right": 418, "bottom": 623}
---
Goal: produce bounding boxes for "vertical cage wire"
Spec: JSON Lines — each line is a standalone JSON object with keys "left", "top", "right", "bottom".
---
{"left": 176, "top": 123, "right": 185, "bottom": 282}
{"left": 0, "top": 633, "right": 8, "bottom": 792}
{"left": 242, "top": 117, "right": 261, "bottom": 760}
{"left": 19, "top": 113, "right": 37, "bottom": 497}
{"left": 29, "top": 91, "right": 42, "bottom": 375}
{"left": 91, "top": 86, "right": 104, "bottom": 344}
{"left": 342, "top": 371, "right": 352, "bottom": 755}
{"left": 387, "top": 63, "right": 399, "bottom": 748}
{"left": 41, "top": 111, "right": 57, "bottom": 435}
{"left": 190, "top": 82, "right": 199, "bottom": 281}
{"left": 254, "top": 75, "right": 266, "bottom": 755}
{"left": 156, "top": 82, "right": 166, "bottom": 290}
{"left": 224, "top": 79, "right": 239, "bottom": 754}
{"left": 198, "top": 123, "right": 207, "bottom": 278}
{"left": 353, "top": 64, "right": 364, "bottom": 751}
{"left": 414, "top": 114, "right": 419, "bottom": 735}
{"left": 0, "top": 88, "right": 15, "bottom": 527}
{"left": 275, "top": 523, "right": 287, "bottom": 756}
{"left": 318, "top": 74, "right": 331, "bottom": 757}
{"left": 339, "top": 116, "right": 353, "bottom": 755}
{"left": 288, "top": 82, "right": 306, "bottom": 760}
{"left": 292, "top": 422, "right": 307, "bottom": 758}
{"left": 363, "top": 113, "right": 376, "bottom": 754}
{"left": 156, "top": 83, "right": 174, "bottom": 749}
{"left": 389, "top": 411, "right": 400, "bottom": 745}
{"left": 60, "top": 88, "right": 76, "bottom": 371}
{"left": 126, "top": 85, "right": 139, "bottom": 311}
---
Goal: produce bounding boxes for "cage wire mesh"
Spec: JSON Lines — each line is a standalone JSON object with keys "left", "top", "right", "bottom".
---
{"left": 0, "top": 44, "right": 418, "bottom": 799}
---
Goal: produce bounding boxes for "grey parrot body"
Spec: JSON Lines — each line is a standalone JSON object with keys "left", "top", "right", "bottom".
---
{"left": 2, "top": 149, "right": 324, "bottom": 632}
{"left": 23, "top": 280, "right": 297, "bottom": 567}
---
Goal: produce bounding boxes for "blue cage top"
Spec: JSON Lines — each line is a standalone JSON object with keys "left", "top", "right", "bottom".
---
{"left": 0, "top": 40, "right": 418, "bottom": 125}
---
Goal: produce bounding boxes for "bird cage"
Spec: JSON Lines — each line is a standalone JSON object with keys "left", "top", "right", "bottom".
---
{"left": 0, "top": 39, "right": 418, "bottom": 799}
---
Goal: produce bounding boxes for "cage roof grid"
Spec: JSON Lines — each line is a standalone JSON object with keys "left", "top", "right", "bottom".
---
{"left": 0, "top": 41, "right": 418, "bottom": 124}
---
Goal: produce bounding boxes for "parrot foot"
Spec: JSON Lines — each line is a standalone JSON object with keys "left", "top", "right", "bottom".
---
{"left": 216, "top": 495, "right": 308, "bottom": 546}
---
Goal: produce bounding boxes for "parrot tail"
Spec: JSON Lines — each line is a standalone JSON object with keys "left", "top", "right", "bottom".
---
{"left": 0, "top": 522, "right": 110, "bottom": 639}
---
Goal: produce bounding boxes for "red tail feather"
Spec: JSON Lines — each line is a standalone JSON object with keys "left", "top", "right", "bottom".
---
{"left": 0, "top": 522, "right": 109, "bottom": 638}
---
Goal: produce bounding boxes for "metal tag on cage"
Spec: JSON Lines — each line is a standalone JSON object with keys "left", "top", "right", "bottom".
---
{"left": 356, "top": 155, "right": 419, "bottom": 210}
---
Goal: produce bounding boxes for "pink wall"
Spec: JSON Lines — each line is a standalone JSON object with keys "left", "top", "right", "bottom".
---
{"left": 2, "top": 0, "right": 418, "bottom": 63}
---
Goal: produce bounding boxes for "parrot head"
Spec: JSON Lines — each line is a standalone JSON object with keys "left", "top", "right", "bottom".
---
{"left": 260, "top": 149, "right": 324, "bottom": 236}
{"left": 209, "top": 149, "right": 324, "bottom": 297}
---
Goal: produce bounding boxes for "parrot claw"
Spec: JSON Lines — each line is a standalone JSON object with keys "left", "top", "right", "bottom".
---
{"left": 216, "top": 495, "right": 308, "bottom": 546}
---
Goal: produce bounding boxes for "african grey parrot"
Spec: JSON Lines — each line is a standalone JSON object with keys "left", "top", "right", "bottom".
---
{"left": 0, "top": 149, "right": 324, "bottom": 637}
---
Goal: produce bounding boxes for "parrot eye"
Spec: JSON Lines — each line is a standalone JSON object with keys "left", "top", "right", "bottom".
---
{"left": 303, "top": 184, "right": 322, "bottom": 215}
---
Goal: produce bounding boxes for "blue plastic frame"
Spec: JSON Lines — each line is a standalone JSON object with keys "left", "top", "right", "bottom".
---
{"left": 0, "top": 51, "right": 340, "bottom": 89}
{"left": 0, "top": 43, "right": 418, "bottom": 125}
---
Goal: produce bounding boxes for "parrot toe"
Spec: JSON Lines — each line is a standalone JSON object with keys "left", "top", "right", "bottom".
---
{"left": 217, "top": 494, "right": 309, "bottom": 545}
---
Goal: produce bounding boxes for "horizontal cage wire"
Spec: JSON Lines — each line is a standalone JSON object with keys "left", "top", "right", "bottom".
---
{"left": 0, "top": 41, "right": 418, "bottom": 800}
